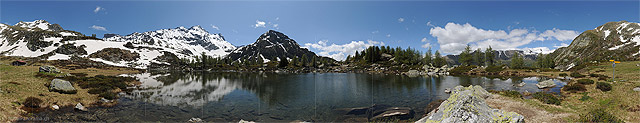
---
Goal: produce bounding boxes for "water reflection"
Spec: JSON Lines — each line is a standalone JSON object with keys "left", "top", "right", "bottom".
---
{"left": 90, "top": 72, "right": 568, "bottom": 122}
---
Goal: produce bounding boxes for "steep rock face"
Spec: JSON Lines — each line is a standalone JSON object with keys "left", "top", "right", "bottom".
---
{"left": 227, "top": 30, "right": 319, "bottom": 62}
{"left": 417, "top": 85, "right": 524, "bottom": 123}
{"left": 104, "top": 26, "right": 235, "bottom": 58}
{"left": 553, "top": 21, "right": 640, "bottom": 70}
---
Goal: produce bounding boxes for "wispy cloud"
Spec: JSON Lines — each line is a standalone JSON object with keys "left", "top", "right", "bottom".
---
{"left": 398, "top": 18, "right": 405, "bottom": 23}
{"left": 253, "top": 20, "right": 266, "bottom": 28}
{"left": 211, "top": 25, "right": 219, "bottom": 30}
{"left": 89, "top": 25, "right": 108, "bottom": 31}
{"left": 386, "top": 34, "right": 391, "bottom": 38}
{"left": 304, "top": 40, "right": 385, "bottom": 61}
{"left": 94, "top": 6, "right": 105, "bottom": 13}
{"left": 429, "top": 22, "right": 578, "bottom": 54}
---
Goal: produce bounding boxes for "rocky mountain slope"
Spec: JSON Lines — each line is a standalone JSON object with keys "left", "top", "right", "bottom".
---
{"left": 0, "top": 20, "right": 237, "bottom": 69}
{"left": 445, "top": 50, "right": 539, "bottom": 65}
{"left": 227, "top": 30, "right": 325, "bottom": 63}
{"left": 552, "top": 21, "right": 640, "bottom": 70}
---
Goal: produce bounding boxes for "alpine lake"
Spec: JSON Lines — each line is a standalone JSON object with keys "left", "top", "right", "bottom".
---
{"left": 33, "top": 71, "right": 567, "bottom": 122}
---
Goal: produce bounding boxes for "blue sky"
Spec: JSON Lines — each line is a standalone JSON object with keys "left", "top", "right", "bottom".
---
{"left": 2, "top": 1, "right": 638, "bottom": 60}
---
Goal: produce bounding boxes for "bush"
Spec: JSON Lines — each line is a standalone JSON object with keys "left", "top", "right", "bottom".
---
{"left": 24, "top": 97, "right": 43, "bottom": 108}
{"left": 532, "top": 92, "right": 561, "bottom": 105}
{"left": 579, "top": 108, "right": 623, "bottom": 123}
{"left": 559, "top": 73, "right": 568, "bottom": 77}
{"left": 579, "top": 93, "right": 591, "bottom": 101}
{"left": 577, "top": 79, "right": 595, "bottom": 85}
{"left": 563, "top": 84, "right": 587, "bottom": 92}
{"left": 99, "top": 92, "right": 117, "bottom": 100}
{"left": 450, "top": 65, "right": 477, "bottom": 75}
{"left": 570, "top": 72, "right": 586, "bottom": 78}
{"left": 596, "top": 82, "right": 612, "bottom": 92}
{"left": 485, "top": 65, "right": 504, "bottom": 73}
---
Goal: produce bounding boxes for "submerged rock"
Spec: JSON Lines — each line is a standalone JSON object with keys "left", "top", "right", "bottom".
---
{"left": 39, "top": 65, "right": 61, "bottom": 73}
{"left": 341, "top": 104, "right": 415, "bottom": 121}
{"left": 515, "top": 82, "right": 526, "bottom": 87}
{"left": 536, "top": 79, "right": 556, "bottom": 89}
{"left": 444, "top": 88, "right": 451, "bottom": 94}
{"left": 417, "top": 85, "right": 524, "bottom": 123}
{"left": 49, "top": 79, "right": 77, "bottom": 94}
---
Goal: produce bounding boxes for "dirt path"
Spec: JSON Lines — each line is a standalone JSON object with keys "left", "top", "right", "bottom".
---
{"left": 486, "top": 94, "right": 576, "bottom": 123}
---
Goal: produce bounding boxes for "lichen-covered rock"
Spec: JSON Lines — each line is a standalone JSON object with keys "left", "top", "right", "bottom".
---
{"left": 417, "top": 85, "right": 524, "bottom": 123}
{"left": 39, "top": 65, "right": 61, "bottom": 73}
{"left": 536, "top": 80, "right": 556, "bottom": 89}
{"left": 49, "top": 79, "right": 77, "bottom": 94}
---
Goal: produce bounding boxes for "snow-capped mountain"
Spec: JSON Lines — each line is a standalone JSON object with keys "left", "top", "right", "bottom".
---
{"left": 445, "top": 50, "right": 539, "bottom": 65}
{"left": 0, "top": 20, "right": 236, "bottom": 69}
{"left": 104, "top": 25, "right": 235, "bottom": 58}
{"left": 227, "top": 30, "right": 319, "bottom": 62}
{"left": 553, "top": 21, "right": 640, "bottom": 69}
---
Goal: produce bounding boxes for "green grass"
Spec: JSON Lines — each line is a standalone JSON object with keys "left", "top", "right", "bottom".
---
{"left": 532, "top": 92, "right": 561, "bottom": 105}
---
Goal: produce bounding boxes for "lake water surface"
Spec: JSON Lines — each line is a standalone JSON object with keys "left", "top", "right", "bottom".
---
{"left": 37, "top": 72, "right": 567, "bottom": 122}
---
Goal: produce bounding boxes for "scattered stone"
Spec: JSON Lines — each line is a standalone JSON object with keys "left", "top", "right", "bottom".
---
{"left": 75, "top": 103, "right": 88, "bottom": 112}
{"left": 100, "top": 98, "right": 112, "bottom": 103}
{"left": 188, "top": 117, "right": 204, "bottom": 122}
{"left": 11, "top": 60, "right": 26, "bottom": 66}
{"left": 444, "top": 88, "right": 451, "bottom": 94}
{"left": 51, "top": 105, "right": 60, "bottom": 110}
{"left": 417, "top": 85, "right": 524, "bottom": 123}
{"left": 633, "top": 87, "right": 640, "bottom": 92}
{"left": 49, "top": 79, "right": 77, "bottom": 94}
{"left": 536, "top": 79, "right": 556, "bottom": 89}
{"left": 39, "top": 65, "right": 61, "bottom": 73}
{"left": 238, "top": 119, "right": 255, "bottom": 123}
{"left": 515, "top": 82, "right": 526, "bottom": 87}
{"left": 403, "top": 70, "right": 423, "bottom": 77}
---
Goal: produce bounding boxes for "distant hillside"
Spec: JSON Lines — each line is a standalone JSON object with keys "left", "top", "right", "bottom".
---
{"left": 552, "top": 21, "right": 640, "bottom": 70}
{"left": 445, "top": 50, "right": 539, "bottom": 65}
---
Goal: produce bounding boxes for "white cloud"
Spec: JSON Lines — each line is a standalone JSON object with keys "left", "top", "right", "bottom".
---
{"left": 89, "top": 25, "right": 107, "bottom": 31}
{"left": 553, "top": 43, "right": 569, "bottom": 48}
{"left": 94, "top": 6, "right": 104, "bottom": 13}
{"left": 398, "top": 18, "right": 405, "bottom": 23}
{"left": 421, "top": 37, "right": 428, "bottom": 42}
{"left": 304, "top": 40, "right": 385, "bottom": 61}
{"left": 372, "top": 30, "right": 379, "bottom": 34}
{"left": 275, "top": 17, "right": 280, "bottom": 21}
{"left": 386, "top": 34, "right": 391, "bottom": 38}
{"left": 540, "top": 28, "right": 579, "bottom": 41}
{"left": 254, "top": 20, "right": 266, "bottom": 28}
{"left": 426, "top": 21, "right": 435, "bottom": 27}
{"left": 422, "top": 43, "right": 431, "bottom": 48}
{"left": 273, "top": 24, "right": 279, "bottom": 28}
{"left": 211, "top": 25, "right": 219, "bottom": 30}
{"left": 429, "top": 22, "right": 578, "bottom": 54}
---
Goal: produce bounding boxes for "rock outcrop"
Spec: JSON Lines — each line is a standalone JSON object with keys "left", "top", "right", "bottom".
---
{"left": 49, "top": 79, "right": 77, "bottom": 94}
{"left": 340, "top": 104, "right": 415, "bottom": 121}
{"left": 88, "top": 48, "right": 140, "bottom": 62}
{"left": 536, "top": 80, "right": 556, "bottom": 89}
{"left": 417, "top": 85, "right": 524, "bottom": 123}
{"left": 39, "top": 65, "right": 61, "bottom": 73}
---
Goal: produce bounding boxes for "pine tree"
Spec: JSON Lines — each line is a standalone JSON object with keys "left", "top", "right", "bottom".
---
{"left": 473, "top": 48, "right": 484, "bottom": 66}
{"left": 423, "top": 47, "right": 432, "bottom": 66}
{"left": 301, "top": 54, "right": 308, "bottom": 67}
{"left": 311, "top": 56, "right": 317, "bottom": 67}
{"left": 510, "top": 52, "right": 524, "bottom": 69}
{"left": 278, "top": 57, "right": 289, "bottom": 68}
{"left": 484, "top": 46, "right": 495, "bottom": 66}
{"left": 459, "top": 45, "right": 472, "bottom": 66}
{"left": 433, "top": 50, "right": 446, "bottom": 67}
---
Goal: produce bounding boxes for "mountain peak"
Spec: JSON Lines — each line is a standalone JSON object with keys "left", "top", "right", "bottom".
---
{"left": 13, "top": 20, "right": 62, "bottom": 31}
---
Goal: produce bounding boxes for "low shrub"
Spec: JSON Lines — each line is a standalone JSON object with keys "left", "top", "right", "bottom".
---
{"left": 23, "top": 97, "right": 43, "bottom": 108}
{"left": 99, "top": 92, "right": 117, "bottom": 100}
{"left": 570, "top": 72, "right": 586, "bottom": 78}
{"left": 450, "top": 65, "right": 477, "bottom": 75}
{"left": 485, "top": 65, "right": 504, "bottom": 73}
{"left": 563, "top": 84, "right": 587, "bottom": 92}
{"left": 577, "top": 79, "right": 595, "bottom": 85}
{"left": 532, "top": 92, "right": 561, "bottom": 105}
{"left": 596, "top": 82, "right": 612, "bottom": 92}
{"left": 501, "top": 90, "right": 523, "bottom": 99}
{"left": 559, "top": 73, "right": 568, "bottom": 77}
{"left": 579, "top": 93, "right": 591, "bottom": 101}
{"left": 579, "top": 108, "right": 623, "bottom": 123}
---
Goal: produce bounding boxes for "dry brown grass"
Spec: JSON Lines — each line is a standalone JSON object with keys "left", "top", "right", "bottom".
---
{"left": 0, "top": 57, "right": 140, "bottom": 122}
{"left": 486, "top": 94, "right": 576, "bottom": 122}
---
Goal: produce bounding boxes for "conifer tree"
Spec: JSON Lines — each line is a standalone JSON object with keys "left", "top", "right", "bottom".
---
{"left": 484, "top": 46, "right": 495, "bottom": 66}
{"left": 459, "top": 45, "right": 472, "bottom": 66}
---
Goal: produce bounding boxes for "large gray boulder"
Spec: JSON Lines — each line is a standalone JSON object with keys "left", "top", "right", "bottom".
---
{"left": 49, "top": 79, "right": 77, "bottom": 94}
{"left": 536, "top": 80, "right": 556, "bottom": 89}
{"left": 39, "top": 65, "right": 61, "bottom": 73}
{"left": 417, "top": 85, "right": 524, "bottom": 123}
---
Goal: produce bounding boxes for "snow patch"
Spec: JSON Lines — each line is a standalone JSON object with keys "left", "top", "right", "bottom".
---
{"left": 603, "top": 30, "right": 611, "bottom": 40}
